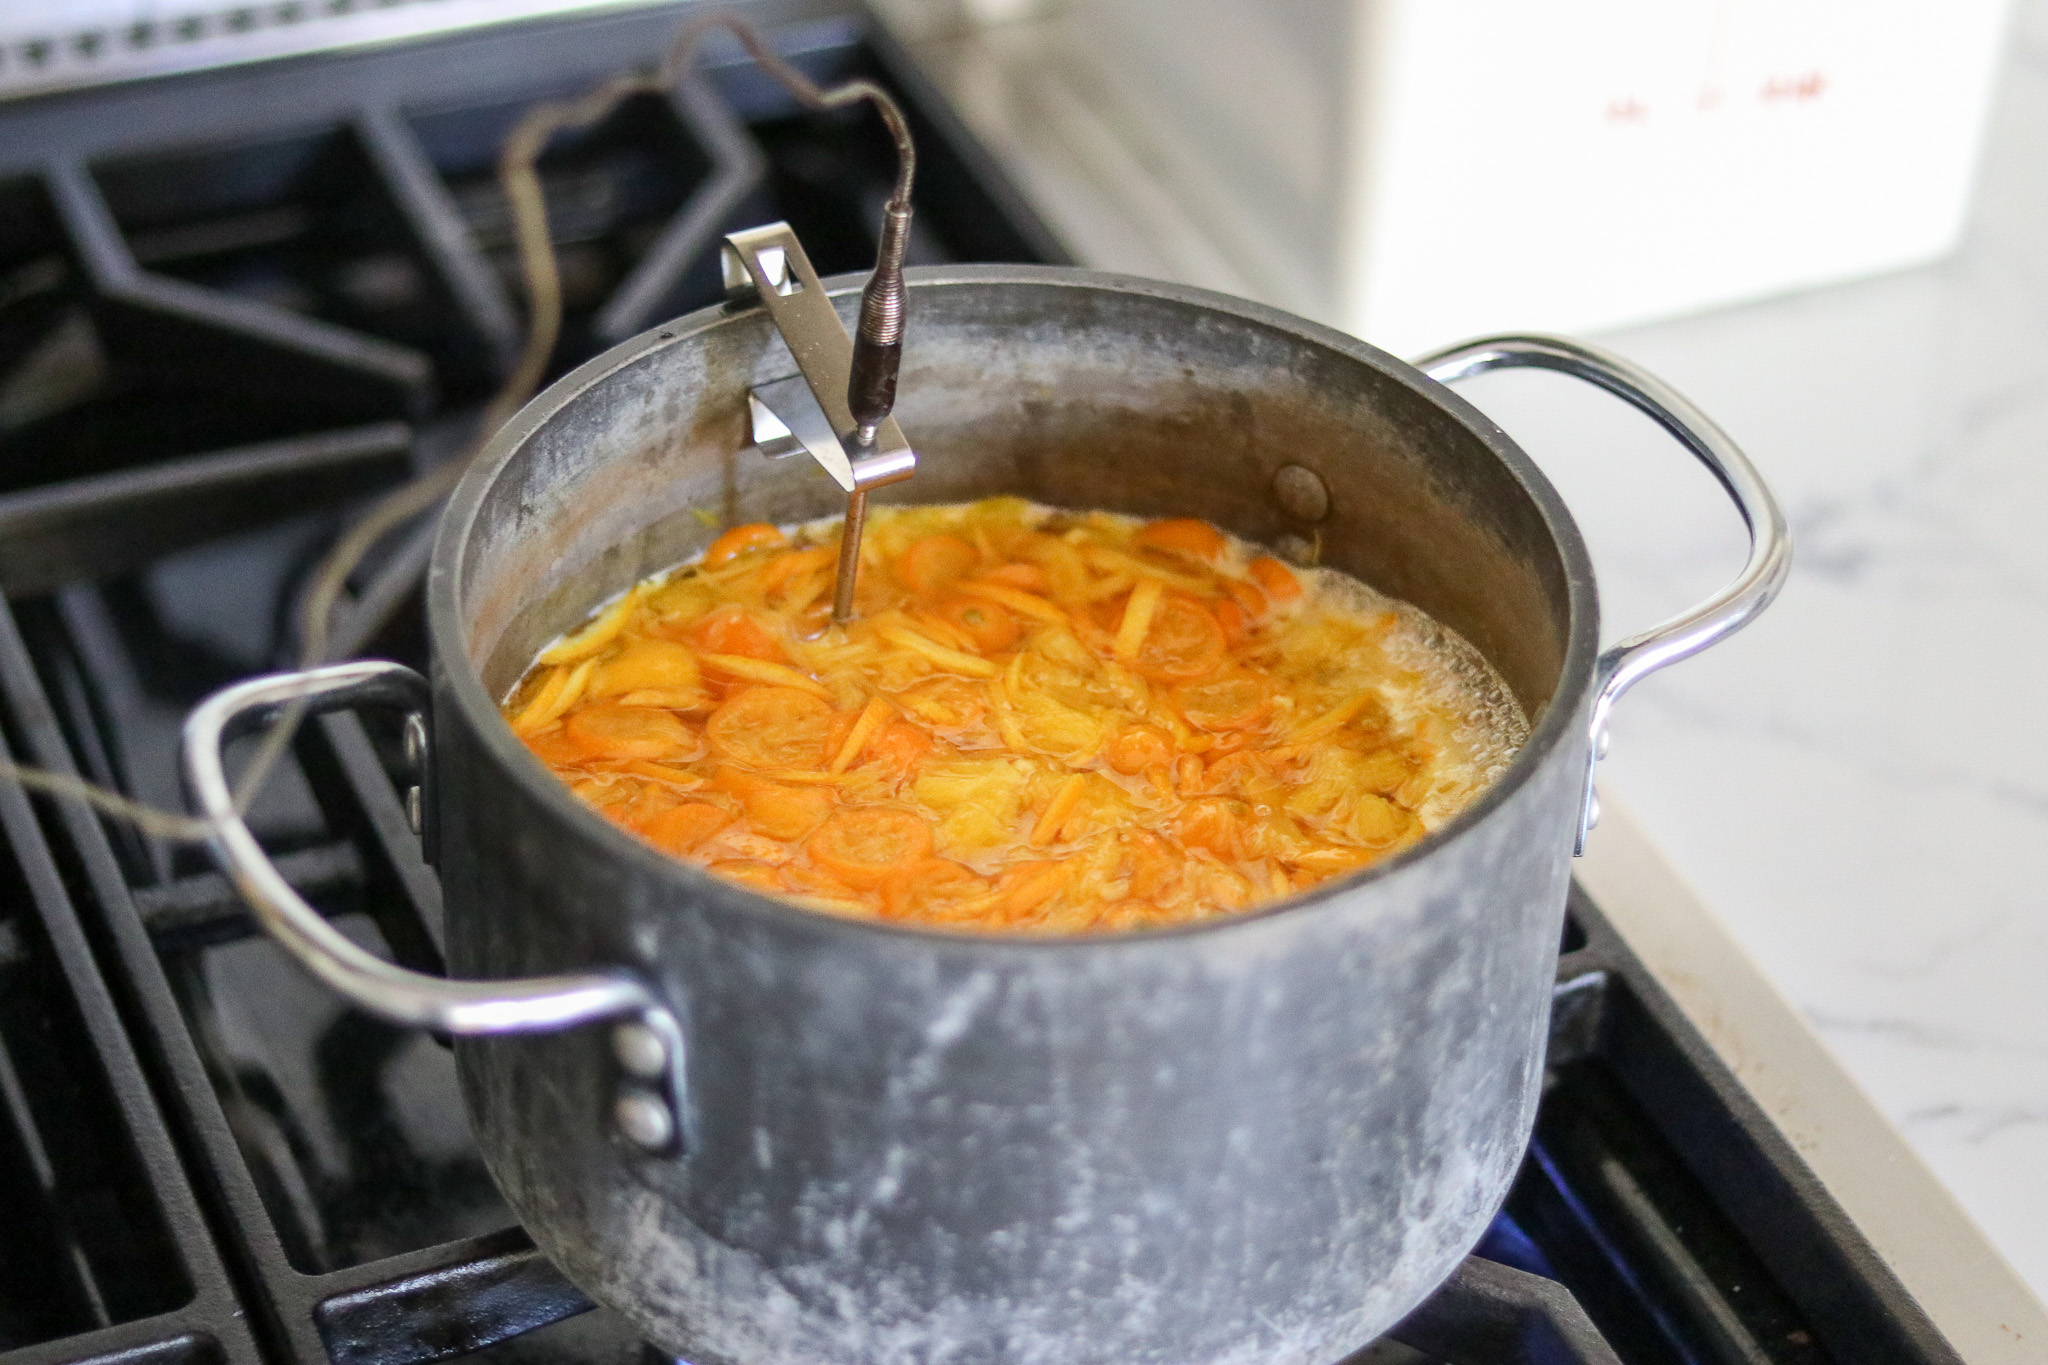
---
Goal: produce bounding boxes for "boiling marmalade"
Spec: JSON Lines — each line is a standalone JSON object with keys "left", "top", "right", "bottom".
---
{"left": 503, "top": 498, "right": 1526, "bottom": 933}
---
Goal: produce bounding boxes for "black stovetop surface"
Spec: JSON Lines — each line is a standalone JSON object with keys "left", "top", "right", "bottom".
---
{"left": 0, "top": 6, "right": 1961, "bottom": 1365}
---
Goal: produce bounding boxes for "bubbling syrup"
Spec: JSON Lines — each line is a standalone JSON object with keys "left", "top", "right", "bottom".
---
{"left": 503, "top": 499, "right": 1528, "bottom": 934}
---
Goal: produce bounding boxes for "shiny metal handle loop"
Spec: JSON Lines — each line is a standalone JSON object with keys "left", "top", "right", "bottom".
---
{"left": 1416, "top": 333, "right": 1792, "bottom": 854}
{"left": 183, "top": 660, "right": 687, "bottom": 1151}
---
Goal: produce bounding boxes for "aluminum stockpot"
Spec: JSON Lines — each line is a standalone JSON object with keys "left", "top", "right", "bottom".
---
{"left": 185, "top": 266, "right": 1787, "bottom": 1365}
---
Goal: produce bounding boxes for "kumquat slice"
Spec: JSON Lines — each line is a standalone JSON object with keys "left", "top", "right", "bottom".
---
{"left": 705, "top": 687, "right": 837, "bottom": 769}
{"left": 806, "top": 808, "right": 935, "bottom": 889}
{"left": 702, "top": 522, "right": 788, "bottom": 567}
{"left": 1127, "top": 592, "right": 1227, "bottom": 683}
{"left": 896, "top": 534, "right": 979, "bottom": 597}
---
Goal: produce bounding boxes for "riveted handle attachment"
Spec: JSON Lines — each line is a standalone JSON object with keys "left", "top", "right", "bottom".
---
{"left": 1417, "top": 334, "right": 1792, "bottom": 854}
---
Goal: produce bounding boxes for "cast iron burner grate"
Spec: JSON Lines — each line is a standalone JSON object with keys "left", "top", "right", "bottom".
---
{"left": 0, "top": 6, "right": 1963, "bottom": 1365}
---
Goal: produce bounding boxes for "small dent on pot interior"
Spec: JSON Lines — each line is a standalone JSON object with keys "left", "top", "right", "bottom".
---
{"left": 1270, "top": 463, "right": 1330, "bottom": 523}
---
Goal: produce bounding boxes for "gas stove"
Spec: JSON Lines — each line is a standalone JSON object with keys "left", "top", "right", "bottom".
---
{"left": 0, "top": 5, "right": 2034, "bottom": 1365}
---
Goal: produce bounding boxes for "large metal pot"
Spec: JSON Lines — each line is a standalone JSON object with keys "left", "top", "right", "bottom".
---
{"left": 184, "top": 266, "right": 1787, "bottom": 1365}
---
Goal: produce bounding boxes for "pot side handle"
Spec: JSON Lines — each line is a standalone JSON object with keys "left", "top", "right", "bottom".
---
{"left": 1417, "top": 333, "right": 1792, "bottom": 855}
{"left": 182, "top": 659, "right": 688, "bottom": 1153}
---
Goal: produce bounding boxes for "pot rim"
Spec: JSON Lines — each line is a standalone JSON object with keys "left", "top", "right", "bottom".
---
{"left": 427, "top": 263, "right": 1601, "bottom": 948}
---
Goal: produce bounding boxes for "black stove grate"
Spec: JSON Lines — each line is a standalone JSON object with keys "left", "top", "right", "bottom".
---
{"left": 0, "top": 6, "right": 1962, "bottom": 1365}
{"left": 0, "top": 634, "right": 261, "bottom": 1365}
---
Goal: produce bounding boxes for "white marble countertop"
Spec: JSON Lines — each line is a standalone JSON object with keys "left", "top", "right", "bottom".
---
{"left": 1447, "top": 3, "right": 2048, "bottom": 1304}
{"left": 898, "top": 0, "right": 2048, "bottom": 1313}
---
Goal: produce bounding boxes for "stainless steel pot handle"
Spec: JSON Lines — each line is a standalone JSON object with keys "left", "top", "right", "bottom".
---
{"left": 1416, "top": 333, "right": 1792, "bottom": 854}
{"left": 182, "top": 659, "right": 688, "bottom": 1153}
